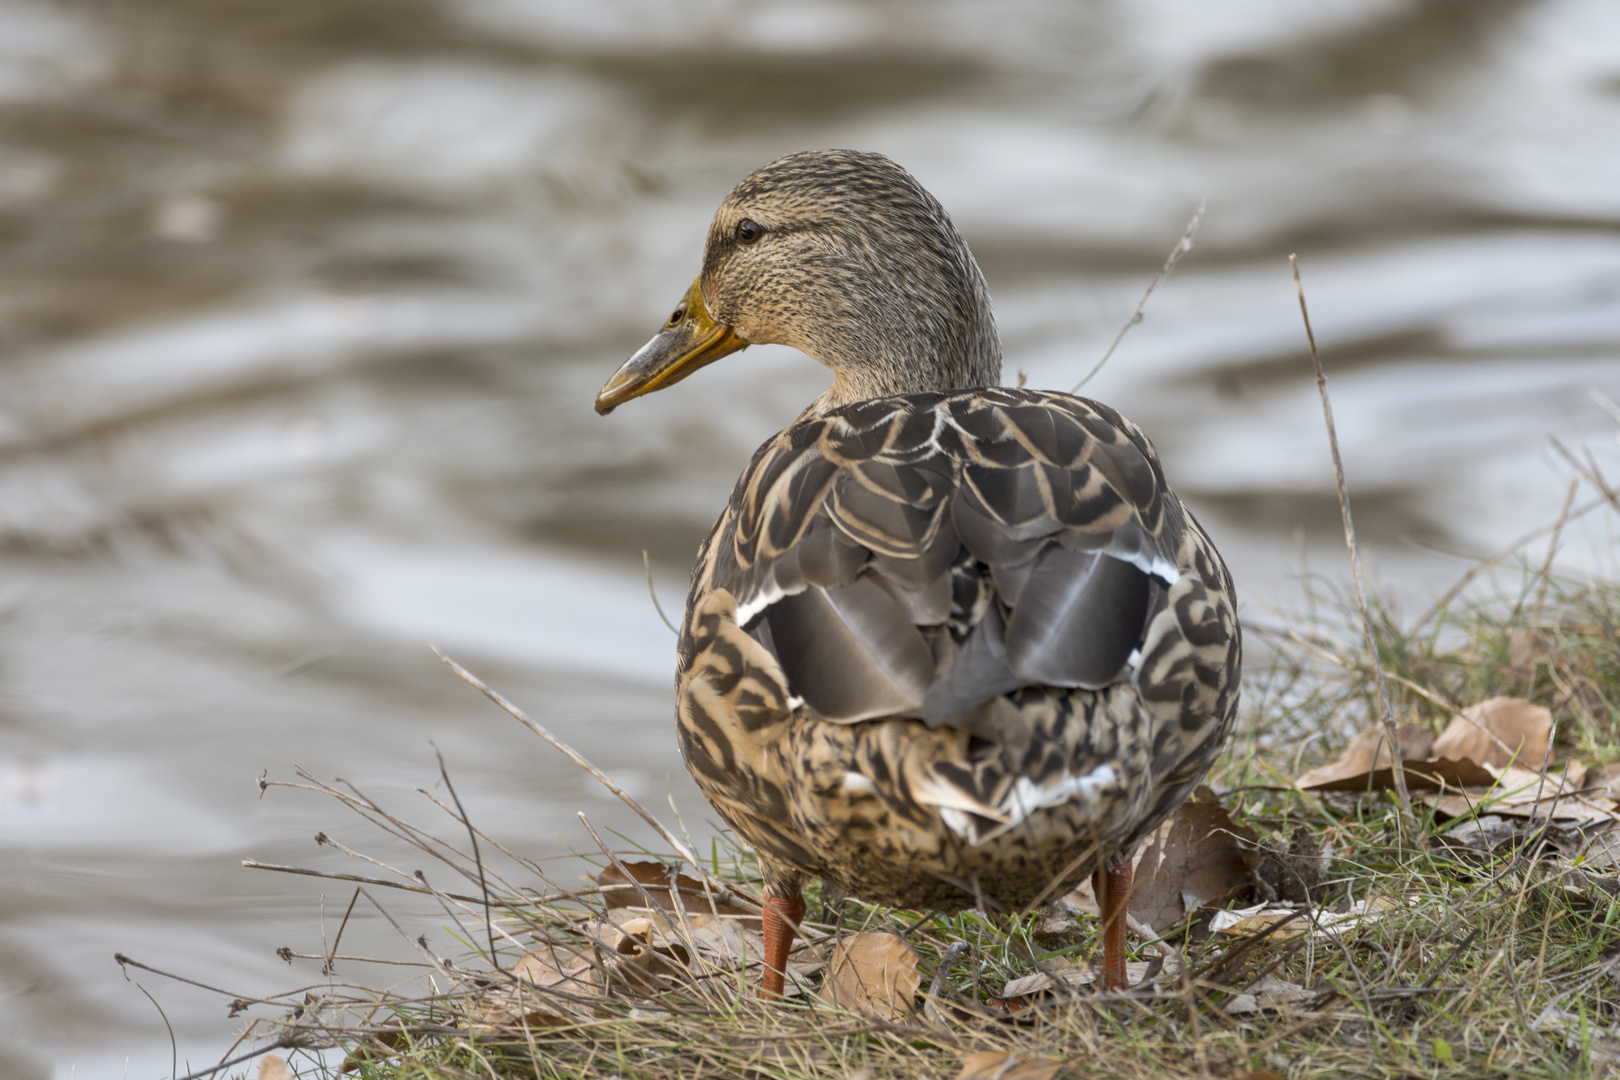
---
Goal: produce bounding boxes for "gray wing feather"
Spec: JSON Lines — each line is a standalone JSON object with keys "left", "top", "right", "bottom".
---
{"left": 718, "top": 389, "right": 1182, "bottom": 734}
{"left": 764, "top": 577, "right": 933, "bottom": 722}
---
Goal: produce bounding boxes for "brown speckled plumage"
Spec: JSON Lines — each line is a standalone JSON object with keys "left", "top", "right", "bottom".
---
{"left": 597, "top": 150, "right": 1241, "bottom": 981}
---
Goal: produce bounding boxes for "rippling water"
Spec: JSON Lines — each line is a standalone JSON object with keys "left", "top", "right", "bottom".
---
{"left": 1, "top": 1, "right": 1617, "bottom": 1074}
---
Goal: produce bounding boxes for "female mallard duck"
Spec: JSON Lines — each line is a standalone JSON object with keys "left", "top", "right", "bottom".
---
{"left": 595, "top": 150, "right": 1240, "bottom": 996}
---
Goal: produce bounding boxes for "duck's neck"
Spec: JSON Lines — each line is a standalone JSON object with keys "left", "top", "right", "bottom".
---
{"left": 806, "top": 253, "right": 1003, "bottom": 416}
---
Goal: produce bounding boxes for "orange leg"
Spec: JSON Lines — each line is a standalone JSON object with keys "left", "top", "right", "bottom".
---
{"left": 761, "top": 890, "right": 805, "bottom": 998}
{"left": 1093, "top": 861, "right": 1133, "bottom": 991}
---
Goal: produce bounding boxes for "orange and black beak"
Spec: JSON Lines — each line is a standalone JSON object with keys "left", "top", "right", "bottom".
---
{"left": 595, "top": 276, "right": 750, "bottom": 415}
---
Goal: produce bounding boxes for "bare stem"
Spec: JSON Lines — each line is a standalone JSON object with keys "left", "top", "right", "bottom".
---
{"left": 643, "top": 549, "right": 678, "bottom": 635}
{"left": 434, "top": 647, "right": 758, "bottom": 909}
{"left": 1289, "top": 254, "right": 1414, "bottom": 839}
{"left": 1071, "top": 201, "right": 1205, "bottom": 394}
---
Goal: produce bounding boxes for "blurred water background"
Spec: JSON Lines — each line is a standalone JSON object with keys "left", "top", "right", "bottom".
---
{"left": 0, "top": 0, "right": 1617, "bottom": 1075}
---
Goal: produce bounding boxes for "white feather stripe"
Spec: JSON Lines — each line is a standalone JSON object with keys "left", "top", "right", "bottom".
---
{"left": 915, "top": 762, "right": 1120, "bottom": 845}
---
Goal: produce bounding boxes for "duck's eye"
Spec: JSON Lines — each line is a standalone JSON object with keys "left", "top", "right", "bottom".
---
{"left": 666, "top": 301, "right": 688, "bottom": 328}
{"left": 734, "top": 218, "right": 764, "bottom": 244}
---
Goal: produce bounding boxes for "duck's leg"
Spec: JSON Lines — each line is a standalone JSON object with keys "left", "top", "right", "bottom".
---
{"left": 761, "top": 887, "right": 805, "bottom": 998}
{"left": 1093, "top": 859, "right": 1133, "bottom": 991}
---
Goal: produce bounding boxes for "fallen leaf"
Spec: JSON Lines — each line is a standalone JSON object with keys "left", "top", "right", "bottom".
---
{"left": 259, "top": 1056, "right": 293, "bottom": 1080}
{"left": 957, "top": 1050, "right": 1062, "bottom": 1080}
{"left": 1294, "top": 724, "right": 1434, "bottom": 788}
{"left": 1582, "top": 763, "right": 1620, "bottom": 797}
{"left": 510, "top": 946, "right": 599, "bottom": 993}
{"left": 340, "top": 1032, "right": 403, "bottom": 1074}
{"left": 1000, "top": 959, "right": 1161, "bottom": 996}
{"left": 1211, "top": 898, "right": 1400, "bottom": 941}
{"left": 1130, "top": 801, "right": 1259, "bottom": 931}
{"left": 1431, "top": 697, "right": 1552, "bottom": 771}
{"left": 471, "top": 946, "right": 604, "bottom": 1031}
{"left": 1222, "top": 974, "right": 1312, "bottom": 1015}
{"left": 1436, "top": 814, "right": 1521, "bottom": 854}
{"left": 1229, "top": 1073, "right": 1285, "bottom": 1080}
{"left": 1208, "top": 906, "right": 1309, "bottom": 941}
{"left": 593, "top": 860, "right": 751, "bottom": 916}
{"left": 1421, "top": 765, "right": 1609, "bottom": 823}
{"left": 1575, "top": 830, "right": 1620, "bottom": 870}
{"left": 818, "top": 931, "right": 920, "bottom": 1020}
{"left": 1298, "top": 700, "right": 1570, "bottom": 800}
{"left": 598, "top": 916, "right": 693, "bottom": 994}
{"left": 600, "top": 906, "right": 819, "bottom": 995}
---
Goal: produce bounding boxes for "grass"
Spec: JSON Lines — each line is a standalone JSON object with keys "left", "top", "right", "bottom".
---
{"left": 185, "top": 537, "right": 1620, "bottom": 1080}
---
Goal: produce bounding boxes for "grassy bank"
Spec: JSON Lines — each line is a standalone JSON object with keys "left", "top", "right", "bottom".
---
{"left": 204, "top": 533, "right": 1620, "bottom": 1080}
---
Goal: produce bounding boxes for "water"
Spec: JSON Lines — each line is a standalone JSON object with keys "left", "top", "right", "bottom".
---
{"left": 0, "top": 0, "right": 1617, "bottom": 1074}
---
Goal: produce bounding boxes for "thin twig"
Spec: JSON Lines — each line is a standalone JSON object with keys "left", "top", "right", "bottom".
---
{"left": 172, "top": 1039, "right": 295, "bottom": 1080}
{"left": 643, "top": 549, "right": 678, "bottom": 635}
{"left": 1527, "top": 477, "right": 1580, "bottom": 626}
{"left": 242, "top": 859, "right": 498, "bottom": 906}
{"left": 435, "top": 648, "right": 738, "bottom": 899}
{"left": 117, "top": 954, "right": 267, "bottom": 1005}
{"left": 1071, "top": 201, "right": 1205, "bottom": 393}
{"left": 924, "top": 940, "right": 970, "bottom": 1024}
{"left": 1410, "top": 495, "right": 1611, "bottom": 632}
{"left": 433, "top": 744, "right": 500, "bottom": 972}
{"left": 132, "top": 981, "right": 178, "bottom": 1080}
{"left": 325, "top": 888, "right": 362, "bottom": 976}
{"left": 1290, "top": 254, "right": 1414, "bottom": 838}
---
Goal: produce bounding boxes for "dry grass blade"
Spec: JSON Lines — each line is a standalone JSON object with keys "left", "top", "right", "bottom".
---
{"left": 1070, "top": 201, "right": 1204, "bottom": 393}
{"left": 642, "top": 548, "right": 678, "bottom": 635}
{"left": 1289, "top": 253, "right": 1414, "bottom": 838}
{"left": 433, "top": 647, "right": 753, "bottom": 908}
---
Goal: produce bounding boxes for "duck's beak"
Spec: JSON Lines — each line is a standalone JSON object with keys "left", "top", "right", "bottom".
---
{"left": 595, "top": 276, "right": 750, "bottom": 415}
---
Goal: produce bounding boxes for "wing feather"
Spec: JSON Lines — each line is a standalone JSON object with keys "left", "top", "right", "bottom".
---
{"left": 705, "top": 389, "right": 1184, "bottom": 733}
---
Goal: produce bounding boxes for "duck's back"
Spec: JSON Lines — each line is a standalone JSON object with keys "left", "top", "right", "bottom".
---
{"left": 675, "top": 388, "right": 1240, "bottom": 909}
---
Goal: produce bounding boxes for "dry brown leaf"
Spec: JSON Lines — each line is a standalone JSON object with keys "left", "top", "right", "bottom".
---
{"left": 818, "top": 931, "right": 920, "bottom": 1020}
{"left": 592, "top": 860, "right": 751, "bottom": 915}
{"left": 1300, "top": 700, "right": 1563, "bottom": 796}
{"left": 599, "top": 907, "right": 819, "bottom": 995}
{"left": 1431, "top": 697, "right": 1553, "bottom": 771}
{"left": 1230, "top": 1072, "right": 1286, "bottom": 1080}
{"left": 1294, "top": 724, "right": 1435, "bottom": 788}
{"left": 956, "top": 1050, "right": 1062, "bottom": 1080}
{"left": 599, "top": 916, "right": 693, "bottom": 993}
{"left": 1582, "top": 763, "right": 1620, "bottom": 797}
{"left": 510, "top": 946, "right": 598, "bottom": 993}
{"left": 471, "top": 946, "right": 604, "bottom": 1031}
{"left": 1001, "top": 959, "right": 1162, "bottom": 996}
{"left": 1209, "top": 908, "right": 1309, "bottom": 941}
{"left": 339, "top": 1032, "right": 403, "bottom": 1074}
{"left": 1212, "top": 898, "right": 1400, "bottom": 941}
{"left": 258, "top": 1056, "right": 293, "bottom": 1080}
{"left": 1130, "top": 801, "right": 1259, "bottom": 931}
{"left": 1421, "top": 765, "right": 1611, "bottom": 823}
{"left": 1223, "top": 974, "right": 1311, "bottom": 1014}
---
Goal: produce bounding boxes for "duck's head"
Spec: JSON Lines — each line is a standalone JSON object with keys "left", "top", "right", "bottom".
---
{"left": 595, "top": 149, "right": 1001, "bottom": 416}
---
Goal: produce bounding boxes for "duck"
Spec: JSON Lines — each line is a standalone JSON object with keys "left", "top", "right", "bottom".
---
{"left": 595, "top": 150, "right": 1241, "bottom": 996}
